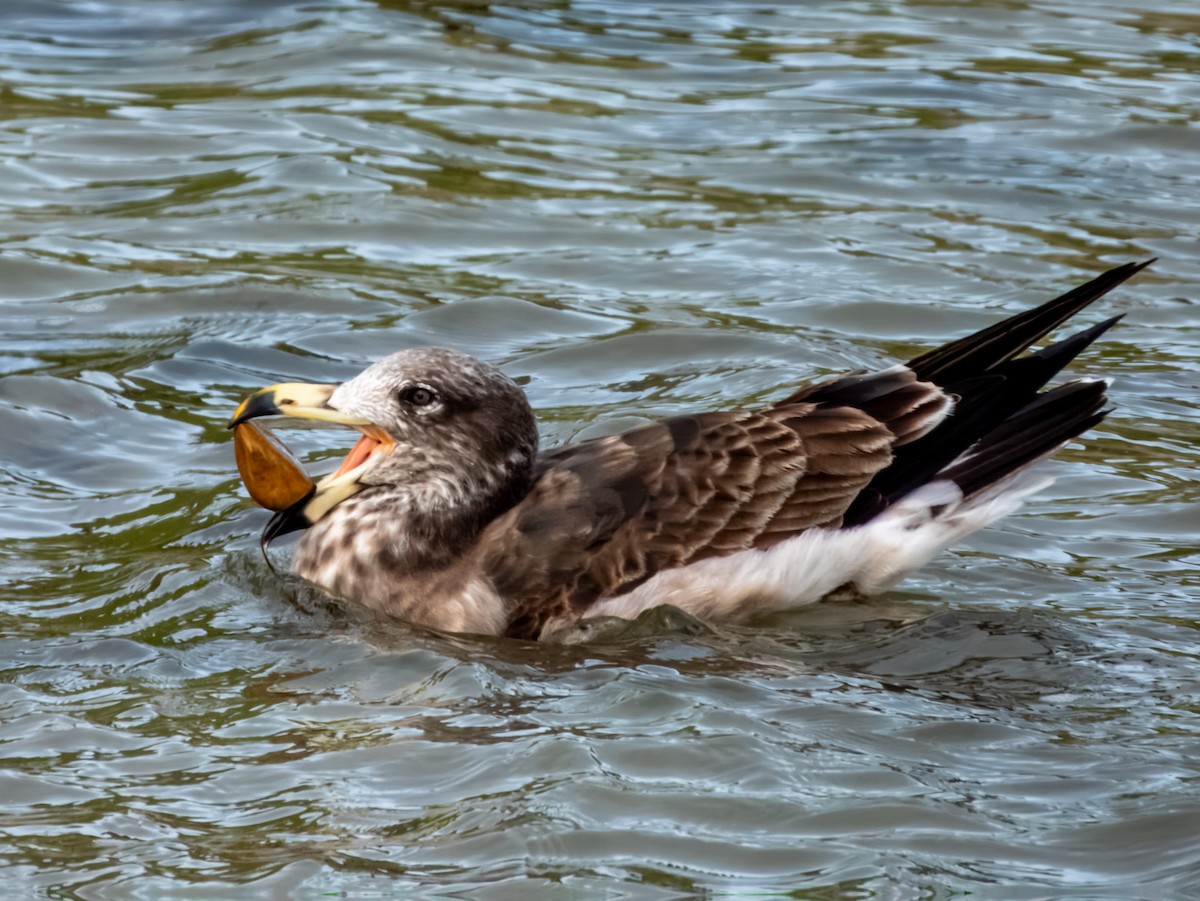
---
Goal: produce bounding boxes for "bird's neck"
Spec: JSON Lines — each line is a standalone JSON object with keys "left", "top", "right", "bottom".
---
{"left": 291, "top": 472, "right": 530, "bottom": 611}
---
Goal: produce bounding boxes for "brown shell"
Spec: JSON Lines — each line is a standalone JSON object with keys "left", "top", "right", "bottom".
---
{"left": 233, "top": 421, "right": 314, "bottom": 511}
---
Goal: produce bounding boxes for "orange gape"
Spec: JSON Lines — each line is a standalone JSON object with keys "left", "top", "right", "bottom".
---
{"left": 329, "top": 429, "right": 388, "bottom": 480}
{"left": 233, "top": 420, "right": 314, "bottom": 512}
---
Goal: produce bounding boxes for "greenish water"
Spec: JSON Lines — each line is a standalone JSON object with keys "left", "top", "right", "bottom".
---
{"left": 2, "top": 1, "right": 1198, "bottom": 897}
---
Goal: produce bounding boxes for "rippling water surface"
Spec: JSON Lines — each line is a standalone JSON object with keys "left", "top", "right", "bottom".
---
{"left": 2, "top": 1, "right": 1198, "bottom": 897}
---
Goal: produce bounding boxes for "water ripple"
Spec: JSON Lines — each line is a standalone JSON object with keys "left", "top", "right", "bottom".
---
{"left": 0, "top": 0, "right": 1197, "bottom": 898}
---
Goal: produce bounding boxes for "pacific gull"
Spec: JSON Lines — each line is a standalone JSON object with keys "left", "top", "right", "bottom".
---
{"left": 230, "top": 261, "right": 1150, "bottom": 639}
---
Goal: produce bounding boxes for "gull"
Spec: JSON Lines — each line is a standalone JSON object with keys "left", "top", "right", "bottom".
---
{"left": 230, "top": 261, "right": 1150, "bottom": 640}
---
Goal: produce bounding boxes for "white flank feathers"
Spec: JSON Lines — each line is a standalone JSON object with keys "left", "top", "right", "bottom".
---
{"left": 581, "top": 470, "right": 1053, "bottom": 629}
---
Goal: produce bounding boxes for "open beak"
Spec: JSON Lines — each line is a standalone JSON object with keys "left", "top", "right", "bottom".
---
{"left": 228, "top": 382, "right": 395, "bottom": 545}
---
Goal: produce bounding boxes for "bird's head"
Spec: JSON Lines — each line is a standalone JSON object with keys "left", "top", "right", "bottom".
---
{"left": 230, "top": 347, "right": 539, "bottom": 545}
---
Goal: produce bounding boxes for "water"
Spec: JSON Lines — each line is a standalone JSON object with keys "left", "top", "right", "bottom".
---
{"left": 2, "top": 1, "right": 1198, "bottom": 897}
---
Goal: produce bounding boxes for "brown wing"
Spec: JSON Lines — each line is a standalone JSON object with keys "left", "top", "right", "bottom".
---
{"left": 476, "top": 262, "right": 1151, "bottom": 639}
{"left": 479, "top": 369, "right": 950, "bottom": 639}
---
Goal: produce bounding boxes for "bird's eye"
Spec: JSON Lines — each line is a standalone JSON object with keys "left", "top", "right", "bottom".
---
{"left": 400, "top": 385, "right": 437, "bottom": 407}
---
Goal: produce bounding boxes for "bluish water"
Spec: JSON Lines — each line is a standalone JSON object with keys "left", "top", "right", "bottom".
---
{"left": 1, "top": 1, "right": 1198, "bottom": 898}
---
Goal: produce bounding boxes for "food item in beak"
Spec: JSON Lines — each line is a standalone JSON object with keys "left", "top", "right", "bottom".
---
{"left": 233, "top": 420, "right": 315, "bottom": 511}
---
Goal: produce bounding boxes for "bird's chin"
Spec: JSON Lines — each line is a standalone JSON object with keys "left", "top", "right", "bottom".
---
{"left": 231, "top": 417, "right": 398, "bottom": 549}
{"left": 260, "top": 440, "right": 391, "bottom": 548}
{"left": 273, "top": 425, "right": 397, "bottom": 535}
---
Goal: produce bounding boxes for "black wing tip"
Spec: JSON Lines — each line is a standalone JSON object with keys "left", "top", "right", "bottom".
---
{"left": 1126, "top": 257, "right": 1157, "bottom": 272}
{"left": 907, "top": 259, "right": 1151, "bottom": 385}
{"left": 1080, "top": 257, "right": 1155, "bottom": 283}
{"left": 938, "top": 379, "right": 1111, "bottom": 501}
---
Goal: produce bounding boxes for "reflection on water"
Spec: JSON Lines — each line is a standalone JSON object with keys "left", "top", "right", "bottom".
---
{"left": 1, "top": 0, "right": 1198, "bottom": 897}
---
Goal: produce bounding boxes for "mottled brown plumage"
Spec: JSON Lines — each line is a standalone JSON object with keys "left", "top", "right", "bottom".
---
{"left": 229, "top": 261, "right": 1152, "bottom": 640}
{"left": 491, "top": 402, "right": 903, "bottom": 639}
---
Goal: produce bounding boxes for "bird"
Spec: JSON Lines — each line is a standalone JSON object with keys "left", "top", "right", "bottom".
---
{"left": 229, "top": 260, "right": 1151, "bottom": 640}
